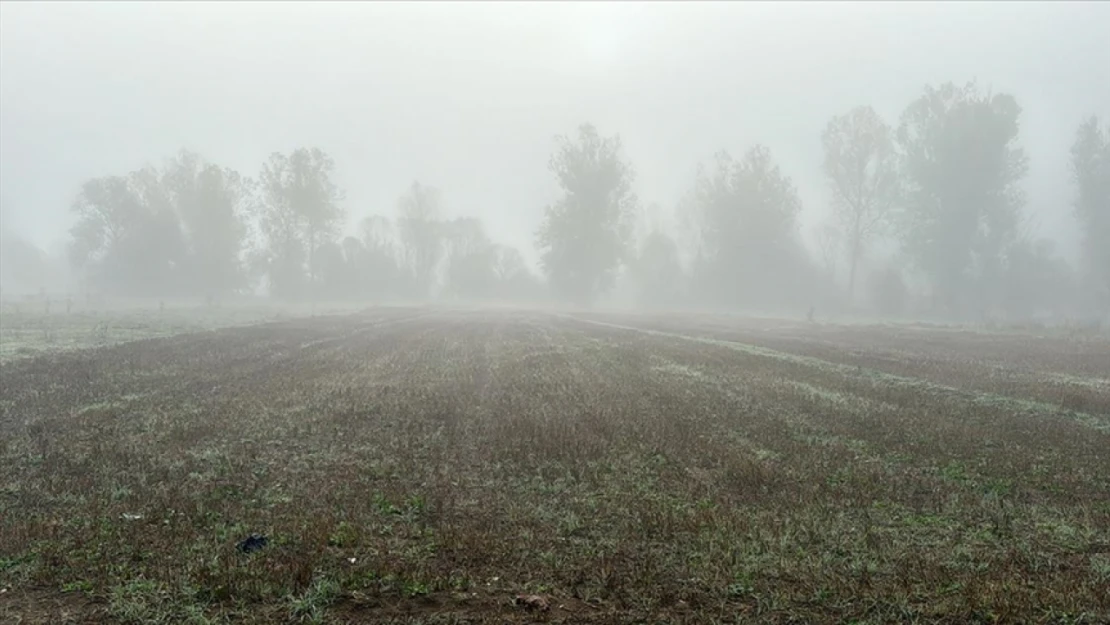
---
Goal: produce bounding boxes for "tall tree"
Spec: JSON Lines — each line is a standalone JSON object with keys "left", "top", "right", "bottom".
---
{"left": 313, "top": 236, "right": 369, "bottom": 302}
{"left": 69, "top": 175, "right": 141, "bottom": 274}
{"left": 490, "top": 244, "right": 542, "bottom": 302}
{"left": 1001, "top": 237, "right": 1076, "bottom": 319}
{"left": 1070, "top": 116, "right": 1110, "bottom": 313}
{"left": 492, "top": 245, "right": 527, "bottom": 284}
{"left": 812, "top": 220, "right": 842, "bottom": 283}
{"left": 822, "top": 105, "right": 901, "bottom": 300}
{"left": 688, "top": 146, "right": 805, "bottom": 309}
{"left": 444, "top": 216, "right": 495, "bottom": 300}
{"left": 629, "top": 229, "right": 685, "bottom": 310}
{"left": 258, "top": 155, "right": 305, "bottom": 299}
{"left": 359, "top": 214, "right": 403, "bottom": 300}
{"left": 257, "top": 148, "right": 345, "bottom": 300}
{"left": 360, "top": 214, "right": 397, "bottom": 258}
{"left": 895, "top": 81, "right": 1028, "bottom": 317}
{"left": 396, "top": 181, "right": 445, "bottom": 299}
{"left": 162, "top": 150, "right": 253, "bottom": 298}
{"left": 68, "top": 167, "right": 187, "bottom": 296}
{"left": 536, "top": 123, "right": 637, "bottom": 306}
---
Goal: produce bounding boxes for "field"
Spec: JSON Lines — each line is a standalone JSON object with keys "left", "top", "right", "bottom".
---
{"left": 0, "top": 300, "right": 362, "bottom": 363}
{"left": 1, "top": 307, "right": 1108, "bottom": 624}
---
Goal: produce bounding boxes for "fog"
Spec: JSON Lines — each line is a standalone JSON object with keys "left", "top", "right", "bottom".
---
{"left": 1, "top": 2, "right": 1107, "bottom": 322}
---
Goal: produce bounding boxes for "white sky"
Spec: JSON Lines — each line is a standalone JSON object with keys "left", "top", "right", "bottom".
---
{"left": 2, "top": 1, "right": 1108, "bottom": 266}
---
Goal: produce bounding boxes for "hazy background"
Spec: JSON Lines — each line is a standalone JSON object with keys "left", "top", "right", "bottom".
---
{"left": 3, "top": 1, "right": 1107, "bottom": 266}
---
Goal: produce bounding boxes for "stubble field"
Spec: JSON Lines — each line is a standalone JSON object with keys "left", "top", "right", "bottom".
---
{"left": 1, "top": 307, "right": 1108, "bottom": 624}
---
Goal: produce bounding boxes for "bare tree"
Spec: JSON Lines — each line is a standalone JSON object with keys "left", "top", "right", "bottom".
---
{"left": 397, "top": 181, "right": 445, "bottom": 299}
{"left": 822, "top": 105, "right": 901, "bottom": 300}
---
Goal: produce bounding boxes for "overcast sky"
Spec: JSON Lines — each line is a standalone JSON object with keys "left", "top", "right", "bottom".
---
{"left": 2, "top": 1, "right": 1107, "bottom": 266}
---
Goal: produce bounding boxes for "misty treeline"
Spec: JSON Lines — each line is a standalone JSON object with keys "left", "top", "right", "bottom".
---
{"left": 10, "top": 80, "right": 1108, "bottom": 320}
{"left": 554, "top": 81, "right": 1107, "bottom": 320}
{"left": 57, "top": 149, "right": 545, "bottom": 305}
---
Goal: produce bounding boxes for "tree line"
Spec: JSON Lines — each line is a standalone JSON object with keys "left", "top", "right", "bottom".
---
{"left": 65, "top": 150, "right": 544, "bottom": 305}
{"left": 537, "top": 81, "right": 1107, "bottom": 320}
{"left": 60, "top": 80, "right": 1108, "bottom": 319}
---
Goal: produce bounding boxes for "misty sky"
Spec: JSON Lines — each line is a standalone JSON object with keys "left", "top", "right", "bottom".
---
{"left": 2, "top": 1, "right": 1107, "bottom": 267}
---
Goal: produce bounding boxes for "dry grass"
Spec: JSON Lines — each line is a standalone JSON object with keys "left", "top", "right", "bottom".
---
{"left": 0, "top": 300, "right": 369, "bottom": 363}
{"left": 1, "top": 307, "right": 1108, "bottom": 624}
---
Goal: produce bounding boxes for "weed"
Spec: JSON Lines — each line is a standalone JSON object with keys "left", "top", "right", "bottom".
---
{"left": 288, "top": 577, "right": 341, "bottom": 624}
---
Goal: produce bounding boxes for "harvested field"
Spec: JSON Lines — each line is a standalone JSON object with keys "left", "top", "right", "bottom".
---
{"left": 0, "top": 303, "right": 343, "bottom": 364}
{"left": 1, "top": 307, "right": 1108, "bottom": 624}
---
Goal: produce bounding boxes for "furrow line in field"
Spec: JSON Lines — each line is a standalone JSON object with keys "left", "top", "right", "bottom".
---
{"left": 563, "top": 314, "right": 1110, "bottom": 434}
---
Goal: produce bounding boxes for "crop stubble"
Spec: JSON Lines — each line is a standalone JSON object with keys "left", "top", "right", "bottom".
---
{"left": 1, "top": 307, "right": 1108, "bottom": 624}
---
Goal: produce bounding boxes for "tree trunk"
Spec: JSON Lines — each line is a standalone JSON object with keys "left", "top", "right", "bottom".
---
{"left": 307, "top": 226, "right": 316, "bottom": 305}
{"left": 846, "top": 204, "right": 868, "bottom": 305}
{"left": 847, "top": 238, "right": 861, "bottom": 304}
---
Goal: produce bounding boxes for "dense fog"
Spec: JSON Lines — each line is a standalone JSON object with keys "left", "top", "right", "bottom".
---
{"left": 1, "top": 2, "right": 1107, "bottom": 323}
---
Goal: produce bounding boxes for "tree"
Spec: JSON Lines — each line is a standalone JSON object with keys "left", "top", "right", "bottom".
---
{"left": 68, "top": 167, "right": 187, "bottom": 296}
{"left": 339, "top": 236, "right": 368, "bottom": 300}
{"left": 868, "top": 263, "right": 908, "bottom": 317}
{"left": 359, "top": 215, "right": 403, "bottom": 300}
{"left": 1000, "top": 237, "right": 1076, "bottom": 319}
{"left": 67, "top": 152, "right": 255, "bottom": 299}
{"left": 895, "top": 81, "right": 1028, "bottom": 317}
{"left": 69, "top": 176, "right": 140, "bottom": 273}
{"left": 536, "top": 123, "right": 638, "bottom": 306}
{"left": 1070, "top": 116, "right": 1110, "bottom": 314}
{"left": 629, "top": 229, "right": 685, "bottom": 310}
{"left": 812, "top": 220, "right": 842, "bottom": 283}
{"left": 396, "top": 181, "right": 445, "bottom": 299}
{"left": 444, "top": 217, "right": 495, "bottom": 300}
{"left": 292, "top": 149, "right": 344, "bottom": 294}
{"left": 822, "top": 106, "right": 901, "bottom": 300}
{"left": 313, "top": 238, "right": 348, "bottom": 300}
{"left": 258, "top": 156, "right": 305, "bottom": 300}
{"left": 489, "top": 244, "right": 543, "bottom": 302}
{"left": 492, "top": 245, "right": 527, "bottom": 284}
{"left": 257, "top": 148, "right": 345, "bottom": 300}
{"left": 313, "top": 236, "right": 376, "bottom": 302}
{"left": 687, "top": 146, "right": 806, "bottom": 310}
{"left": 162, "top": 150, "right": 253, "bottom": 298}
{"left": 360, "top": 214, "right": 397, "bottom": 258}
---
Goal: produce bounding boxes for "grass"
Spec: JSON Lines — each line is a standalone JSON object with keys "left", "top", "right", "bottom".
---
{"left": 0, "top": 299, "right": 368, "bottom": 363}
{"left": 1, "top": 306, "right": 1108, "bottom": 624}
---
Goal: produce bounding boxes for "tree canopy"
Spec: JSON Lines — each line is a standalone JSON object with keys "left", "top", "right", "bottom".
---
{"left": 536, "top": 123, "right": 638, "bottom": 307}
{"left": 895, "top": 81, "right": 1029, "bottom": 316}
